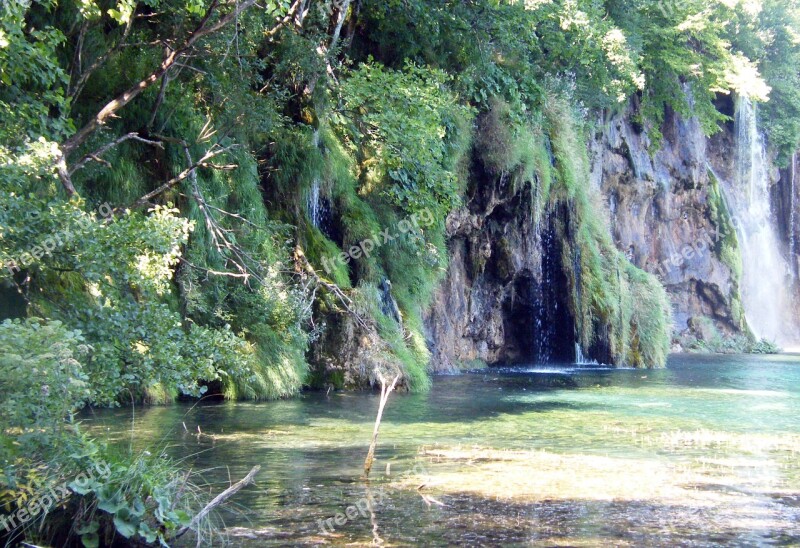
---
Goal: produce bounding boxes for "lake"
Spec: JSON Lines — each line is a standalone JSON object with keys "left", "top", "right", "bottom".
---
{"left": 83, "top": 353, "right": 800, "bottom": 546}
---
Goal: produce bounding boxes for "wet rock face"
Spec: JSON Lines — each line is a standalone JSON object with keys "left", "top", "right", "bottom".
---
{"left": 776, "top": 155, "right": 800, "bottom": 300}
{"left": 319, "top": 100, "right": 797, "bottom": 379}
{"left": 590, "top": 105, "right": 746, "bottom": 342}
{"left": 307, "top": 311, "right": 381, "bottom": 389}
{"left": 424, "top": 164, "right": 575, "bottom": 372}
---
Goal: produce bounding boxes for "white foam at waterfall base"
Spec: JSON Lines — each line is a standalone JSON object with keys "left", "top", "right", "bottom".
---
{"left": 574, "top": 342, "right": 600, "bottom": 366}
{"left": 722, "top": 96, "right": 797, "bottom": 345}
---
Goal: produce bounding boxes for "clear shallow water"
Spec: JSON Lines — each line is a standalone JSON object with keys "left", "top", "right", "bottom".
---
{"left": 83, "top": 354, "right": 800, "bottom": 546}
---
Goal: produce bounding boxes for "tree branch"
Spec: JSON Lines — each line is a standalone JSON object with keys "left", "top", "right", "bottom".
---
{"left": 129, "top": 144, "right": 234, "bottom": 209}
{"left": 265, "top": 0, "right": 307, "bottom": 37}
{"left": 179, "top": 258, "right": 253, "bottom": 280}
{"left": 61, "top": 0, "right": 256, "bottom": 158}
{"left": 69, "top": 132, "right": 165, "bottom": 176}
{"left": 68, "top": 16, "right": 135, "bottom": 102}
{"left": 172, "top": 465, "right": 260, "bottom": 540}
{"left": 293, "top": 247, "right": 370, "bottom": 331}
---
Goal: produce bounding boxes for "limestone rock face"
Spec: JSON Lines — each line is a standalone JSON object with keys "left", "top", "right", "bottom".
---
{"left": 773, "top": 154, "right": 800, "bottom": 320}
{"left": 591, "top": 99, "right": 800, "bottom": 348}
{"left": 424, "top": 163, "right": 575, "bottom": 372}
{"left": 316, "top": 99, "right": 799, "bottom": 379}
{"left": 587, "top": 106, "right": 754, "bottom": 346}
{"left": 308, "top": 309, "right": 399, "bottom": 389}
{"left": 426, "top": 99, "right": 795, "bottom": 367}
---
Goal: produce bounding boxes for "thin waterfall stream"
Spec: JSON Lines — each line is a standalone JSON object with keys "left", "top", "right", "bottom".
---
{"left": 305, "top": 130, "right": 329, "bottom": 230}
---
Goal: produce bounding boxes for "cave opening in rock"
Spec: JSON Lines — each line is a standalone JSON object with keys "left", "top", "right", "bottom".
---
{"left": 503, "top": 222, "right": 576, "bottom": 365}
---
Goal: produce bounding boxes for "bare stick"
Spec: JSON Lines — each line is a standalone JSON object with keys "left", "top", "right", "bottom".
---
{"left": 363, "top": 374, "right": 401, "bottom": 477}
{"left": 179, "top": 258, "right": 253, "bottom": 280}
{"left": 129, "top": 144, "right": 234, "bottom": 209}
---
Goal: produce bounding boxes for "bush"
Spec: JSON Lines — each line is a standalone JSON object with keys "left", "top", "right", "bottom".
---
{"left": 0, "top": 318, "right": 89, "bottom": 445}
{"left": 0, "top": 319, "right": 235, "bottom": 546}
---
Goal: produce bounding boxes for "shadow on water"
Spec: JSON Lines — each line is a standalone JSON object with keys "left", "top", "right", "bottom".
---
{"left": 82, "top": 366, "right": 615, "bottom": 434}
{"left": 84, "top": 353, "right": 800, "bottom": 547}
{"left": 216, "top": 490, "right": 800, "bottom": 547}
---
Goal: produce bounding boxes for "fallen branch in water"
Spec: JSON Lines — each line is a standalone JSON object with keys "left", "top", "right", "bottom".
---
{"left": 172, "top": 465, "right": 260, "bottom": 540}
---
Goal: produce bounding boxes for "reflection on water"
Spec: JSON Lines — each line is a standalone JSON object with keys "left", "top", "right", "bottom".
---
{"left": 82, "top": 354, "right": 800, "bottom": 546}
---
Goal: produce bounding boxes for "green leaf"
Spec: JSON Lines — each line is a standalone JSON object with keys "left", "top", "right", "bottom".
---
{"left": 113, "top": 514, "right": 137, "bottom": 538}
{"left": 80, "top": 532, "right": 99, "bottom": 548}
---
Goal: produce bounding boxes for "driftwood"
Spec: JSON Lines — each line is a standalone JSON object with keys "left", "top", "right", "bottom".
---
{"left": 363, "top": 374, "right": 401, "bottom": 477}
{"left": 172, "top": 465, "right": 260, "bottom": 540}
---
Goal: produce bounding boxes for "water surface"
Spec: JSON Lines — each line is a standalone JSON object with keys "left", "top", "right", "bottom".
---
{"left": 83, "top": 354, "right": 800, "bottom": 546}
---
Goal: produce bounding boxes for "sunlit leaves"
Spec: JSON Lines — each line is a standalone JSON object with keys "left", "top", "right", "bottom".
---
{"left": 0, "top": 0, "right": 70, "bottom": 142}
{"left": 0, "top": 318, "right": 90, "bottom": 435}
{"left": 107, "top": 0, "right": 137, "bottom": 23}
{"left": 724, "top": 53, "right": 771, "bottom": 101}
{"left": 337, "top": 62, "right": 472, "bottom": 219}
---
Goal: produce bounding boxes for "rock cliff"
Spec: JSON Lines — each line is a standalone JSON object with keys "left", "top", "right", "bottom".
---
{"left": 588, "top": 104, "right": 747, "bottom": 347}
{"left": 426, "top": 97, "right": 799, "bottom": 368}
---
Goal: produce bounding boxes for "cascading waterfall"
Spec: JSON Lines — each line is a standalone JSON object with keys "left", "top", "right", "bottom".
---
{"left": 307, "top": 178, "right": 322, "bottom": 228}
{"left": 524, "top": 139, "right": 579, "bottom": 365}
{"left": 530, "top": 143, "right": 558, "bottom": 364}
{"left": 723, "top": 96, "right": 795, "bottom": 344}
{"left": 791, "top": 152, "right": 797, "bottom": 279}
{"left": 574, "top": 343, "right": 599, "bottom": 366}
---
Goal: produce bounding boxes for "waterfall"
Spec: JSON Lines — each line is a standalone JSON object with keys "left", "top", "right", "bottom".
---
{"left": 574, "top": 343, "right": 599, "bottom": 366}
{"left": 790, "top": 152, "right": 797, "bottom": 279}
{"left": 532, "top": 222, "right": 557, "bottom": 364}
{"left": 305, "top": 130, "right": 329, "bottom": 230}
{"left": 307, "top": 178, "right": 322, "bottom": 228}
{"left": 723, "top": 96, "right": 795, "bottom": 344}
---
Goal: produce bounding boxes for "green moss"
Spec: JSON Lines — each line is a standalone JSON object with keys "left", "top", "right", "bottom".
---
{"left": 353, "top": 283, "right": 432, "bottom": 392}
{"left": 683, "top": 317, "right": 779, "bottom": 354}
{"left": 475, "top": 98, "right": 550, "bottom": 216}
{"left": 707, "top": 168, "right": 743, "bottom": 282}
{"left": 222, "top": 323, "right": 307, "bottom": 401}
{"left": 142, "top": 383, "right": 178, "bottom": 405}
{"left": 301, "top": 223, "right": 352, "bottom": 289}
{"left": 267, "top": 126, "right": 327, "bottom": 201}
{"left": 543, "top": 91, "right": 671, "bottom": 368}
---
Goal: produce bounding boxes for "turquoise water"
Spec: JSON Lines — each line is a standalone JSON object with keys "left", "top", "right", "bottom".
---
{"left": 83, "top": 354, "right": 800, "bottom": 546}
